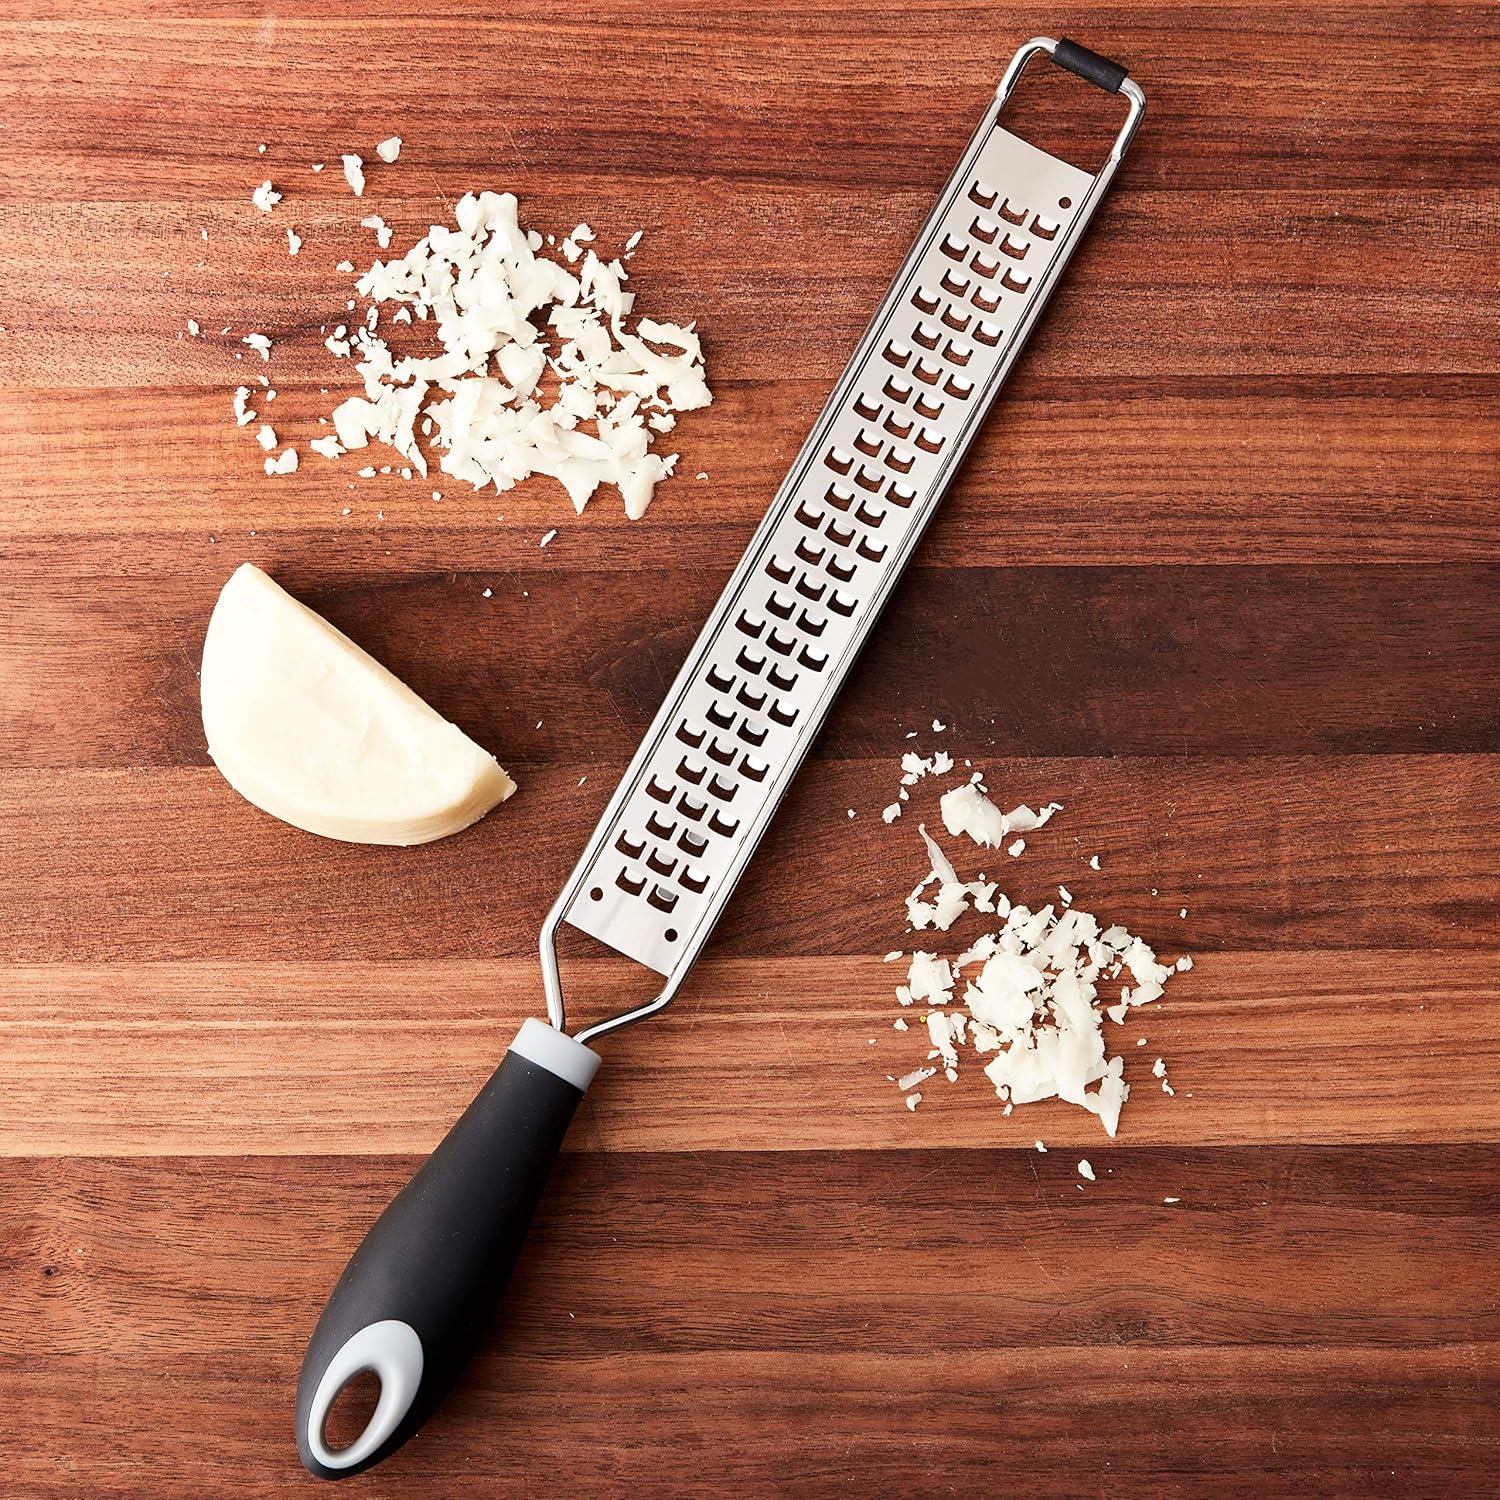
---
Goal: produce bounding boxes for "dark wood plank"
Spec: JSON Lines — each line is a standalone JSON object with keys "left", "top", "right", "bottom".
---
{"left": 3, "top": 565, "right": 1498, "bottom": 769}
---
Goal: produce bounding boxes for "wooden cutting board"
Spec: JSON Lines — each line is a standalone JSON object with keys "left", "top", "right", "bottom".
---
{"left": 1, "top": 3, "right": 1496, "bottom": 1493}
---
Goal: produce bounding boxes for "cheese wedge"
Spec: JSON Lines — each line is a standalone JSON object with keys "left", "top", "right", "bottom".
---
{"left": 201, "top": 564, "right": 515, "bottom": 845}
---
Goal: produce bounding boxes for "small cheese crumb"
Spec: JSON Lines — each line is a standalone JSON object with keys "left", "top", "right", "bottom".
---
{"left": 251, "top": 180, "right": 281, "bottom": 213}
{"left": 539, "top": 528, "right": 557, "bottom": 548}
{"left": 1163, "top": 1197, "right": 1180, "bottom": 1205}
{"left": 263, "top": 448, "right": 298, "bottom": 475}
{"left": 1089, "top": 854, "right": 1101, "bottom": 871}
{"left": 1059, "top": 885, "right": 1072, "bottom": 906}
{"left": 893, "top": 1018, "right": 909, "bottom": 1031}
{"left": 311, "top": 162, "right": 325, "bottom": 173}
{"left": 1180, "top": 907, "right": 1188, "bottom": 918}
{"left": 1077, "top": 1160, "right": 1095, "bottom": 1181}
{"left": 341, "top": 154, "right": 365, "bottom": 196}
{"left": 187, "top": 318, "right": 200, "bottom": 336}
{"left": 257, "top": 143, "right": 266, "bottom": 155}
{"left": 882, "top": 803, "right": 902, "bottom": 823}
{"left": 481, "top": 588, "right": 493, "bottom": 599}
{"left": 335, "top": 259, "right": 355, "bottom": 273}
{"left": 309, "top": 435, "right": 344, "bottom": 460}
{"left": 361, "top": 213, "right": 393, "bottom": 249}
{"left": 286, "top": 228, "right": 302, "bottom": 256}
{"left": 1007, "top": 838, "right": 1025, "bottom": 857}
{"left": 374, "top": 135, "right": 402, "bottom": 163}
{"left": 255, "top": 423, "right": 277, "bottom": 452}
{"left": 1035, "top": 1140, "right": 1047, "bottom": 1152}
{"left": 905, "top": 1093, "right": 921, "bottom": 1111}
{"left": 932, "top": 719, "right": 946, "bottom": 732}
{"left": 232, "top": 387, "right": 255, "bottom": 426}
{"left": 1152, "top": 1057, "right": 1167, "bottom": 1078}
{"left": 241, "top": 333, "right": 272, "bottom": 360}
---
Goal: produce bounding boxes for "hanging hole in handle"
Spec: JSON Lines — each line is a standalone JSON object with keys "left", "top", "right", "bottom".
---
{"left": 664, "top": 927, "right": 679, "bottom": 942}
{"left": 323, "top": 1371, "right": 381, "bottom": 1453}
{"left": 304, "top": 1319, "right": 424, "bottom": 1473}
{"left": 589, "top": 886, "right": 603, "bottom": 901}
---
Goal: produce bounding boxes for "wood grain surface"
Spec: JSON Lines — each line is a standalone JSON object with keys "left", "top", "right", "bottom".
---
{"left": 1, "top": 2, "right": 1496, "bottom": 1495}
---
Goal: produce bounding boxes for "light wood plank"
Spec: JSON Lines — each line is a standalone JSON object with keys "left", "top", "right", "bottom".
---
{"left": 1, "top": 951, "right": 1496, "bottom": 1156}
{"left": 4, "top": 380, "right": 1496, "bottom": 566}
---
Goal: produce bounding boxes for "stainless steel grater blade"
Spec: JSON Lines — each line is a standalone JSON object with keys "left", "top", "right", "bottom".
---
{"left": 546, "top": 36, "right": 1146, "bottom": 1043}
{"left": 296, "top": 37, "right": 1146, "bottom": 1479}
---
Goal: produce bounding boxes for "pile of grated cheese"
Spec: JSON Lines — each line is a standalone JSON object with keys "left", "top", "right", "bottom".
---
{"left": 882, "top": 749, "right": 1191, "bottom": 1137}
{"left": 226, "top": 138, "right": 711, "bottom": 519}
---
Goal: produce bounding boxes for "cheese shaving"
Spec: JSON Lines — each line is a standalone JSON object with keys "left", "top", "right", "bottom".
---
{"left": 252, "top": 181, "right": 281, "bottom": 213}
{"left": 341, "top": 154, "right": 365, "bottom": 196}
{"left": 941, "top": 783, "right": 1063, "bottom": 848}
{"left": 374, "top": 135, "right": 402, "bottom": 164}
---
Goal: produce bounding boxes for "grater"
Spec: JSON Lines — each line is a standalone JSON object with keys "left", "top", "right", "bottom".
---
{"left": 297, "top": 36, "right": 1145, "bottom": 1480}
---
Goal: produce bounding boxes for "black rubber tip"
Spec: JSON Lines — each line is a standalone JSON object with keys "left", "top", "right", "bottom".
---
{"left": 1053, "top": 38, "right": 1130, "bottom": 95}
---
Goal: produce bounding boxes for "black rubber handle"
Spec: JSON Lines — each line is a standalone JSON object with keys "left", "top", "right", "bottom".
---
{"left": 1053, "top": 37, "right": 1130, "bottom": 95}
{"left": 295, "top": 1021, "right": 599, "bottom": 1479}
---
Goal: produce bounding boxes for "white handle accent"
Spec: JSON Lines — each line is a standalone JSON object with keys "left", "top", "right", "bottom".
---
{"left": 508, "top": 1017, "right": 601, "bottom": 1092}
{"left": 305, "top": 1319, "right": 424, "bottom": 1471}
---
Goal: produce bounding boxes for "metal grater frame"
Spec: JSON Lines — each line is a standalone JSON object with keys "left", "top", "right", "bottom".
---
{"left": 542, "top": 38, "right": 1145, "bottom": 1043}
